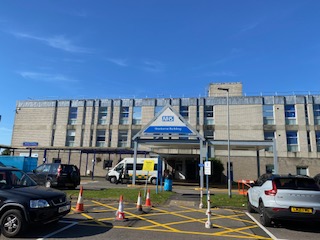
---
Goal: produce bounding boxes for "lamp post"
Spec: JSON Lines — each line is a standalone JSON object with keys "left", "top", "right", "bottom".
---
{"left": 218, "top": 87, "right": 232, "bottom": 198}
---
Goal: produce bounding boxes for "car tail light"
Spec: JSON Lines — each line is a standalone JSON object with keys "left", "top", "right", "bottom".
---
{"left": 57, "top": 165, "right": 62, "bottom": 177}
{"left": 265, "top": 180, "right": 277, "bottom": 196}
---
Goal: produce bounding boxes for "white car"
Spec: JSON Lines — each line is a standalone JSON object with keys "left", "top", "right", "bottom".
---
{"left": 247, "top": 173, "right": 320, "bottom": 227}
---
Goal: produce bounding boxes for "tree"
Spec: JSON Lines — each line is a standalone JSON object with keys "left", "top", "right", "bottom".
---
{"left": 209, "top": 158, "right": 225, "bottom": 183}
{"left": 1, "top": 149, "right": 11, "bottom": 155}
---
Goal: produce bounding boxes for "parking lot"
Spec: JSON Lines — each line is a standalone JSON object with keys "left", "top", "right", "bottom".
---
{"left": 1, "top": 178, "right": 319, "bottom": 240}
{"left": 12, "top": 199, "right": 271, "bottom": 240}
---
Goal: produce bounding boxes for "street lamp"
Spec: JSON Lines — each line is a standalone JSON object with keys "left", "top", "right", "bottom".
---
{"left": 218, "top": 87, "right": 232, "bottom": 198}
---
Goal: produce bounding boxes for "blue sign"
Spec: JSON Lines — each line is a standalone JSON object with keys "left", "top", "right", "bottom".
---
{"left": 23, "top": 142, "right": 38, "bottom": 147}
{"left": 144, "top": 126, "right": 192, "bottom": 134}
{"left": 198, "top": 163, "right": 204, "bottom": 167}
{"left": 162, "top": 116, "right": 174, "bottom": 122}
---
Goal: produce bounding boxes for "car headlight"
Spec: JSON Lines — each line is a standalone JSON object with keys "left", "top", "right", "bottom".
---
{"left": 30, "top": 199, "right": 50, "bottom": 208}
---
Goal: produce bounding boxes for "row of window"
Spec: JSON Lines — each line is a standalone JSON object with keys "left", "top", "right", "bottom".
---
{"left": 263, "top": 104, "right": 320, "bottom": 125}
{"left": 265, "top": 164, "right": 309, "bottom": 176}
{"left": 65, "top": 127, "right": 320, "bottom": 152}
{"left": 67, "top": 104, "right": 320, "bottom": 126}
{"left": 264, "top": 131, "right": 320, "bottom": 152}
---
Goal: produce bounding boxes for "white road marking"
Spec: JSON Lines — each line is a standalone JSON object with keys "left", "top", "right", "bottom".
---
{"left": 36, "top": 220, "right": 78, "bottom": 240}
{"left": 245, "top": 212, "right": 282, "bottom": 240}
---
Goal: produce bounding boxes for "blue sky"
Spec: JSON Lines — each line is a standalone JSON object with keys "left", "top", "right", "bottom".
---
{"left": 1, "top": 0, "right": 320, "bottom": 145}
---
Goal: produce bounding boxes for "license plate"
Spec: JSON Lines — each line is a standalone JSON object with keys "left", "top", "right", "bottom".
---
{"left": 58, "top": 204, "right": 71, "bottom": 213}
{"left": 291, "top": 207, "right": 313, "bottom": 213}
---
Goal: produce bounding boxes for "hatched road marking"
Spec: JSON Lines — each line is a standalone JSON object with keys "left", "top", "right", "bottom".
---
{"left": 65, "top": 200, "right": 272, "bottom": 239}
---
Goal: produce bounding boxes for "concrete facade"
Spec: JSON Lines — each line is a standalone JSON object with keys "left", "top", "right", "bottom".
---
{"left": 10, "top": 82, "right": 320, "bottom": 180}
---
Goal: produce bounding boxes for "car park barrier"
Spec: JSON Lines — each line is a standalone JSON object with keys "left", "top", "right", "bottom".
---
{"left": 238, "top": 179, "right": 254, "bottom": 195}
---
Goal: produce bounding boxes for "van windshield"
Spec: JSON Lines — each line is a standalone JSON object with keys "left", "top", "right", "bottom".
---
{"left": 115, "top": 164, "right": 123, "bottom": 172}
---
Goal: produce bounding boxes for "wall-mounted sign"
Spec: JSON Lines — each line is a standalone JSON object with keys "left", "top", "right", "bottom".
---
{"left": 23, "top": 142, "right": 38, "bottom": 147}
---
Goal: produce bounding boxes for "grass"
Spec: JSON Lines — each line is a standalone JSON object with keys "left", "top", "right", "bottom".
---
{"left": 63, "top": 188, "right": 174, "bottom": 206}
{"left": 64, "top": 188, "right": 248, "bottom": 209}
{"left": 207, "top": 193, "right": 247, "bottom": 208}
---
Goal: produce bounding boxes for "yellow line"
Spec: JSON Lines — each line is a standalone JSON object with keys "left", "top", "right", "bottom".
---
{"left": 77, "top": 200, "right": 271, "bottom": 239}
{"left": 92, "top": 200, "right": 180, "bottom": 232}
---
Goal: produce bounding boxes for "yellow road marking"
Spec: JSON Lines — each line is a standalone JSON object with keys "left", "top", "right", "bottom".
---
{"left": 92, "top": 200, "right": 180, "bottom": 232}
{"left": 71, "top": 200, "right": 271, "bottom": 239}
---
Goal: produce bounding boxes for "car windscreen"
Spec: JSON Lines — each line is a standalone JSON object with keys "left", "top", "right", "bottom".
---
{"left": 275, "top": 177, "right": 320, "bottom": 191}
{"left": 0, "top": 169, "right": 37, "bottom": 188}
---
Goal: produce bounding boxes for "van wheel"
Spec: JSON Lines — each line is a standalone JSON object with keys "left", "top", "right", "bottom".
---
{"left": 0, "top": 209, "right": 26, "bottom": 238}
{"left": 109, "top": 176, "right": 117, "bottom": 184}
{"left": 45, "top": 180, "right": 52, "bottom": 188}
{"left": 151, "top": 178, "right": 157, "bottom": 185}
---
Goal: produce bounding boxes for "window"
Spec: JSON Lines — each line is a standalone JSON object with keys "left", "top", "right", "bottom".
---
{"left": 285, "top": 104, "right": 296, "bottom": 125}
{"left": 286, "top": 131, "right": 298, "bottom": 152}
{"left": 133, "top": 106, "right": 142, "bottom": 125}
{"left": 305, "top": 104, "right": 309, "bottom": 125}
{"left": 265, "top": 164, "right": 274, "bottom": 174}
{"left": 180, "top": 106, "right": 189, "bottom": 122}
{"left": 307, "top": 131, "right": 311, "bottom": 152}
{"left": 66, "top": 129, "right": 75, "bottom": 147}
{"left": 108, "top": 130, "right": 112, "bottom": 147}
{"left": 296, "top": 166, "right": 308, "bottom": 176}
{"left": 118, "top": 130, "right": 128, "bottom": 147}
{"left": 68, "top": 107, "right": 77, "bottom": 125}
{"left": 264, "top": 131, "right": 274, "bottom": 152}
{"left": 204, "top": 105, "right": 214, "bottom": 125}
{"left": 98, "top": 107, "right": 108, "bottom": 125}
{"left": 314, "top": 104, "right": 320, "bottom": 125}
{"left": 263, "top": 105, "right": 274, "bottom": 125}
{"left": 96, "top": 130, "right": 106, "bottom": 147}
{"left": 205, "top": 130, "right": 214, "bottom": 139}
{"left": 316, "top": 131, "right": 320, "bottom": 152}
{"left": 120, "top": 107, "right": 129, "bottom": 125}
{"left": 154, "top": 106, "right": 163, "bottom": 116}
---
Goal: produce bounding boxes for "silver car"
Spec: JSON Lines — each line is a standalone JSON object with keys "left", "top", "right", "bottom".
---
{"left": 247, "top": 174, "right": 320, "bottom": 227}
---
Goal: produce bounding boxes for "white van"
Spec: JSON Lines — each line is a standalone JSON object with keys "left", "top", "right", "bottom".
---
{"left": 106, "top": 158, "right": 159, "bottom": 184}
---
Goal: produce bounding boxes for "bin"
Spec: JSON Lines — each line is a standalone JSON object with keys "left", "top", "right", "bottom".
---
{"left": 164, "top": 175, "right": 173, "bottom": 191}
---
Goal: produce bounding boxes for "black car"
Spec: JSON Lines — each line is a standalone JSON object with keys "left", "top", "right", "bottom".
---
{"left": 0, "top": 167, "right": 71, "bottom": 238}
{"left": 31, "top": 163, "right": 81, "bottom": 189}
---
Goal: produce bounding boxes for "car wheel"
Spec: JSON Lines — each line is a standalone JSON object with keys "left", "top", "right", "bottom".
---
{"left": 259, "top": 201, "right": 272, "bottom": 227}
{"left": 109, "top": 176, "right": 117, "bottom": 184}
{"left": 0, "top": 209, "right": 26, "bottom": 238}
{"left": 151, "top": 178, "right": 157, "bottom": 185}
{"left": 45, "top": 180, "right": 52, "bottom": 188}
{"left": 247, "top": 195, "right": 256, "bottom": 213}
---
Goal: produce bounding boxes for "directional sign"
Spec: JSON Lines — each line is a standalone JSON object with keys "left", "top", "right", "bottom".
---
{"left": 144, "top": 107, "right": 192, "bottom": 134}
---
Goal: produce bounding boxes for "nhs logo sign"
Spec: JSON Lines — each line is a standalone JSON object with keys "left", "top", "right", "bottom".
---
{"left": 162, "top": 116, "right": 174, "bottom": 122}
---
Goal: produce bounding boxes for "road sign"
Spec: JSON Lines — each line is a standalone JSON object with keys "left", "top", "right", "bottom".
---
{"left": 198, "top": 163, "right": 204, "bottom": 167}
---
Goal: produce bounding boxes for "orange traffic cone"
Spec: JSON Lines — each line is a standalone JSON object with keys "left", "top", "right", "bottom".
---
{"left": 144, "top": 189, "right": 152, "bottom": 207}
{"left": 115, "top": 195, "right": 127, "bottom": 221}
{"left": 135, "top": 191, "right": 144, "bottom": 214}
{"left": 75, "top": 185, "right": 84, "bottom": 213}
